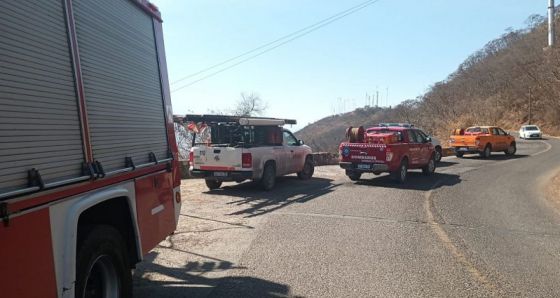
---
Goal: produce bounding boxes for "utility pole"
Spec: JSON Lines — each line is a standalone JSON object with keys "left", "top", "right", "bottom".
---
{"left": 376, "top": 90, "right": 379, "bottom": 107}
{"left": 549, "top": 0, "right": 555, "bottom": 47}
{"left": 386, "top": 87, "right": 389, "bottom": 107}
{"left": 528, "top": 88, "right": 532, "bottom": 125}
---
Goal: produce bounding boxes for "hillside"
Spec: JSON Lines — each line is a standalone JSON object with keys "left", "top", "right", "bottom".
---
{"left": 296, "top": 13, "right": 560, "bottom": 153}
{"left": 295, "top": 107, "right": 405, "bottom": 153}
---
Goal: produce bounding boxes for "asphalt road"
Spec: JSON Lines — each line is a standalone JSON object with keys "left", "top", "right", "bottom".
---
{"left": 135, "top": 136, "right": 560, "bottom": 297}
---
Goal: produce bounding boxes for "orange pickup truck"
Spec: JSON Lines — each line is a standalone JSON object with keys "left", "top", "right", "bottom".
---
{"left": 449, "top": 126, "right": 516, "bottom": 158}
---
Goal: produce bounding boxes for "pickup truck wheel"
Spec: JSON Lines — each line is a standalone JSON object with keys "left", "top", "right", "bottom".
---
{"left": 422, "top": 155, "right": 436, "bottom": 175}
{"left": 261, "top": 163, "right": 276, "bottom": 191}
{"left": 504, "top": 143, "right": 516, "bottom": 156}
{"left": 75, "top": 226, "right": 132, "bottom": 298}
{"left": 480, "top": 145, "right": 491, "bottom": 158}
{"left": 455, "top": 151, "right": 464, "bottom": 158}
{"left": 205, "top": 179, "right": 222, "bottom": 190}
{"left": 347, "top": 172, "right": 361, "bottom": 181}
{"left": 297, "top": 158, "right": 314, "bottom": 180}
{"left": 391, "top": 159, "right": 408, "bottom": 184}
{"left": 434, "top": 146, "right": 442, "bottom": 162}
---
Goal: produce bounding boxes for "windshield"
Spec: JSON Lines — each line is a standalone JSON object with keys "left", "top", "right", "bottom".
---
{"left": 524, "top": 126, "right": 539, "bottom": 131}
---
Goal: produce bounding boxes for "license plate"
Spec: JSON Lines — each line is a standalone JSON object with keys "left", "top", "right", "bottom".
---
{"left": 458, "top": 147, "right": 469, "bottom": 152}
{"left": 357, "top": 164, "right": 370, "bottom": 170}
{"left": 213, "top": 172, "right": 227, "bottom": 177}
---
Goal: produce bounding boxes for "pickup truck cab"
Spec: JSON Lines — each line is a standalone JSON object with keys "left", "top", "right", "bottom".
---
{"left": 184, "top": 115, "right": 314, "bottom": 190}
{"left": 339, "top": 126, "right": 436, "bottom": 183}
{"left": 449, "top": 126, "right": 516, "bottom": 158}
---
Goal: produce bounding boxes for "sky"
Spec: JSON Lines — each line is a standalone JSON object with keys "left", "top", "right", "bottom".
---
{"left": 155, "top": 0, "right": 547, "bottom": 131}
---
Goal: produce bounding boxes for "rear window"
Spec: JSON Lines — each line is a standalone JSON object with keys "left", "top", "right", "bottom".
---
{"left": 366, "top": 128, "right": 403, "bottom": 142}
{"left": 209, "top": 125, "right": 282, "bottom": 147}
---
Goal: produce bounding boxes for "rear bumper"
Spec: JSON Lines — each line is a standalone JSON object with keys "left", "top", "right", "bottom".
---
{"left": 190, "top": 170, "right": 253, "bottom": 181}
{"left": 523, "top": 134, "right": 542, "bottom": 139}
{"left": 339, "top": 162, "right": 390, "bottom": 173}
{"left": 452, "top": 146, "right": 481, "bottom": 154}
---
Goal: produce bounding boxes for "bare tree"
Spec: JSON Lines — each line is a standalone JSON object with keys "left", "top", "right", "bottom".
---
{"left": 231, "top": 92, "right": 268, "bottom": 116}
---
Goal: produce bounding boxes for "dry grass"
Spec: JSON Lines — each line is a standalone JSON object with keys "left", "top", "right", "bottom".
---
{"left": 548, "top": 173, "right": 560, "bottom": 207}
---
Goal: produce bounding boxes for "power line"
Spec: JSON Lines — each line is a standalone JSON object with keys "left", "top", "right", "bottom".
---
{"left": 171, "top": 0, "right": 380, "bottom": 86}
{"left": 171, "top": 0, "right": 382, "bottom": 92}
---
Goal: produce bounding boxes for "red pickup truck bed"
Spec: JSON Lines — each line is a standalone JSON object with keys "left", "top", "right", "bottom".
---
{"left": 339, "top": 126, "right": 436, "bottom": 183}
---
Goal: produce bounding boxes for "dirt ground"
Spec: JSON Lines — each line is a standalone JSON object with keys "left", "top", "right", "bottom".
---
{"left": 133, "top": 166, "right": 344, "bottom": 298}
{"left": 546, "top": 172, "right": 560, "bottom": 208}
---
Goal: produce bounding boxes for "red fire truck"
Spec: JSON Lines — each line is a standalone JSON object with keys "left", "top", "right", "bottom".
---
{"left": 0, "top": 1, "right": 181, "bottom": 297}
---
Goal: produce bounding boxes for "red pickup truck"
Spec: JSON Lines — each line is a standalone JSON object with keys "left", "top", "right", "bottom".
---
{"left": 339, "top": 126, "right": 436, "bottom": 183}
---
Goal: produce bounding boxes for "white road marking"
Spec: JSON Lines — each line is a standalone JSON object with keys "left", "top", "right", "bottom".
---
{"left": 424, "top": 181, "right": 498, "bottom": 294}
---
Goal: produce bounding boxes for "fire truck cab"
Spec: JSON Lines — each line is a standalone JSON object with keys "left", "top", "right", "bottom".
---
{"left": 0, "top": 1, "right": 180, "bottom": 297}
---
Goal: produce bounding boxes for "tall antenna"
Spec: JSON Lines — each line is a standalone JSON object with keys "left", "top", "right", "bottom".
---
{"left": 549, "top": 0, "right": 555, "bottom": 47}
{"left": 386, "top": 87, "right": 389, "bottom": 107}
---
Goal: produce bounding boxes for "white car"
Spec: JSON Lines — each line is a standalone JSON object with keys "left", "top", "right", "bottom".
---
{"left": 519, "top": 125, "right": 542, "bottom": 139}
{"left": 186, "top": 115, "right": 314, "bottom": 191}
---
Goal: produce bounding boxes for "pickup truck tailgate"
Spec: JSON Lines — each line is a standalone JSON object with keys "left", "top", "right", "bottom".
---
{"left": 192, "top": 146, "right": 242, "bottom": 171}
{"left": 340, "top": 143, "right": 387, "bottom": 164}
{"left": 450, "top": 135, "right": 477, "bottom": 147}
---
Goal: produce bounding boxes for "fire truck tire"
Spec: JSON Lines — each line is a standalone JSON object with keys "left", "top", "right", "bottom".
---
{"left": 434, "top": 146, "right": 442, "bottom": 162}
{"left": 504, "top": 142, "right": 516, "bottom": 156}
{"left": 422, "top": 155, "right": 436, "bottom": 175}
{"left": 391, "top": 158, "right": 408, "bottom": 184}
{"left": 205, "top": 179, "right": 222, "bottom": 190}
{"left": 261, "top": 162, "right": 276, "bottom": 191}
{"left": 347, "top": 172, "right": 361, "bottom": 181}
{"left": 75, "top": 225, "right": 132, "bottom": 298}
{"left": 297, "top": 157, "right": 315, "bottom": 180}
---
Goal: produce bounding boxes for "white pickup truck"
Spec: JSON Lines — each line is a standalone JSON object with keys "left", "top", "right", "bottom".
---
{"left": 183, "top": 115, "right": 314, "bottom": 190}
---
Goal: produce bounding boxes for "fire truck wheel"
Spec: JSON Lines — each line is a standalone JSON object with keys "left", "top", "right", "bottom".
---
{"left": 75, "top": 225, "right": 132, "bottom": 298}
{"left": 422, "top": 155, "right": 436, "bottom": 175}
{"left": 205, "top": 179, "right": 222, "bottom": 190}
{"left": 347, "top": 172, "right": 361, "bottom": 181}
{"left": 391, "top": 158, "right": 408, "bottom": 184}
{"left": 434, "top": 146, "right": 442, "bottom": 162}
{"left": 261, "top": 162, "right": 276, "bottom": 191}
{"left": 297, "top": 157, "right": 315, "bottom": 180}
{"left": 504, "top": 142, "right": 516, "bottom": 156}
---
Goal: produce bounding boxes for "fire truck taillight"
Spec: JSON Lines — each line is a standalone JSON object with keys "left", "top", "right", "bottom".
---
{"left": 175, "top": 192, "right": 181, "bottom": 203}
{"left": 242, "top": 153, "right": 252, "bottom": 168}
{"left": 189, "top": 151, "right": 194, "bottom": 164}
